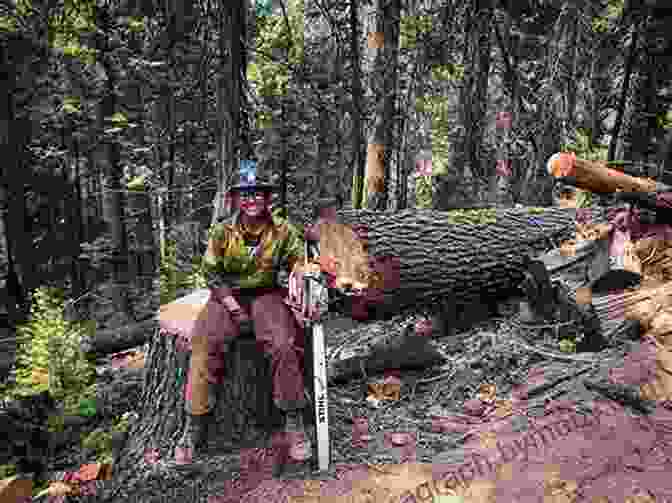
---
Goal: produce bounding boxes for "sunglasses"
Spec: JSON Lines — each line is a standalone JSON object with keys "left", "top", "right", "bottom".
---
{"left": 238, "top": 191, "right": 267, "bottom": 201}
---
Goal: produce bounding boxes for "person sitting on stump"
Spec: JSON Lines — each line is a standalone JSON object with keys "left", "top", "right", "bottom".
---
{"left": 182, "top": 159, "right": 311, "bottom": 463}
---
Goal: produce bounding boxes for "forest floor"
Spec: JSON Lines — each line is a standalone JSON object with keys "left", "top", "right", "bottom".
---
{"left": 42, "top": 293, "right": 672, "bottom": 503}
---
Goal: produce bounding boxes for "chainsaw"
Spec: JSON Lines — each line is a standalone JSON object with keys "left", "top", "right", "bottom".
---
{"left": 284, "top": 236, "right": 335, "bottom": 472}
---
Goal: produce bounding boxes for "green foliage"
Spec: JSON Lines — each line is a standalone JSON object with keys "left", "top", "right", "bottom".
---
{"left": 558, "top": 339, "right": 577, "bottom": 353}
{"left": 445, "top": 208, "right": 497, "bottom": 225}
{"left": 562, "top": 128, "right": 608, "bottom": 162}
{"left": 126, "top": 16, "right": 146, "bottom": 33}
{"left": 248, "top": 0, "right": 304, "bottom": 97}
{"left": 61, "top": 96, "right": 82, "bottom": 115}
{"left": 12, "top": 287, "right": 96, "bottom": 402}
{"left": 81, "top": 426, "right": 113, "bottom": 463}
{"left": 431, "top": 63, "right": 464, "bottom": 82}
{"left": 126, "top": 174, "right": 147, "bottom": 191}
{"left": 415, "top": 96, "right": 450, "bottom": 175}
{"left": 591, "top": 0, "right": 624, "bottom": 33}
{"left": 48, "top": 0, "right": 99, "bottom": 64}
{"left": 400, "top": 15, "right": 432, "bottom": 49}
{"left": 416, "top": 176, "right": 433, "bottom": 209}
{"left": 256, "top": 110, "right": 274, "bottom": 129}
{"left": 656, "top": 110, "right": 672, "bottom": 130}
{"left": 80, "top": 413, "right": 133, "bottom": 464}
{"left": 159, "top": 241, "right": 205, "bottom": 304}
{"left": 0, "top": 16, "right": 17, "bottom": 32}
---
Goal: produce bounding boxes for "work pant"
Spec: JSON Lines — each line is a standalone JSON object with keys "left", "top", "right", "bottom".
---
{"left": 185, "top": 288, "right": 306, "bottom": 416}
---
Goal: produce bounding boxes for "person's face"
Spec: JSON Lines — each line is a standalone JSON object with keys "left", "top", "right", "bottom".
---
{"left": 237, "top": 190, "right": 271, "bottom": 217}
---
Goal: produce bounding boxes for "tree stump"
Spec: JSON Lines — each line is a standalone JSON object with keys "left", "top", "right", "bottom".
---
{"left": 110, "top": 290, "right": 287, "bottom": 480}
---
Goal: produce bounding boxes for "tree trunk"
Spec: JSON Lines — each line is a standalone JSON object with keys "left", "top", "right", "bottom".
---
{"left": 456, "top": 0, "right": 494, "bottom": 181}
{"left": 95, "top": 11, "right": 132, "bottom": 321}
{"left": 350, "top": 0, "right": 365, "bottom": 209}
{"left": 319, "top": 207, "right": 591, "bottom": 318}
{"left": 126, "top": 184, "right": 157, "bottom": 292}
{"left": 0, "top": 45, "right": 34, "bottom": 322}
{"left": 211, "top": 1, "right": 245, "bottom": 228}
{"left": 608, "top": 21, "right": 639, "bottom": 162}
{"left": 364, "top": 0, "right": 401, "bottom": 210}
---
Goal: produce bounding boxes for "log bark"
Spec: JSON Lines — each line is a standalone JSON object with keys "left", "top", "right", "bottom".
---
{"left": 320, "top": 207, "right": 591, "bottom": 318}
{"left": 328, "top": 323, "right": 446, "bottom": 383}
{"left": 81, "top": 318, "right": 156, "bottom": 360}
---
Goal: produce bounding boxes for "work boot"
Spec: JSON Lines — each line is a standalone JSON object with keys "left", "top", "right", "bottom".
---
{"left": 284, "top": 409, "right": 312, "bottom": 462}
{"left": 172, "top": 413, "right": 211, "bottom": 470}
{"left": 189, "top": 413, "right": 211, "bottom": 452}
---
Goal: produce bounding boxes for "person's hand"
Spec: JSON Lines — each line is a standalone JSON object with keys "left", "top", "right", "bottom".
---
{"left": 221, "top": 295, "right": 241, "bottom": 313}
{"left": 304, "top": 223, "right": 320, "bottom": 242}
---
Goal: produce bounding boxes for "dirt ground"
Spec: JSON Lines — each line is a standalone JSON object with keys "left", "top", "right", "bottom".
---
{"left": 44, "top": 291, "right": 672, "bottom": 503}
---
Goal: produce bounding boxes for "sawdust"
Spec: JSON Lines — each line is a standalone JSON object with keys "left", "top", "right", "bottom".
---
{"left": 559, "top": 223, "right": 611, "bottom": 256}
{"left": 628, "top": 238, "right": 672, "bottom": 284}
{"left": 602, "top": 234, "right": 672, "bottom": 404}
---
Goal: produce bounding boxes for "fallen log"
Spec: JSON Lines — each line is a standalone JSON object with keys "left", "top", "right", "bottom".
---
{"left": 318, "top": 207, "right": 597, "bottom": 321}
{"left": 80, "top": 318, "right": 156, "bottom": 360}
{"left": 328, "top": 321, "right": 447, "bottom": 383}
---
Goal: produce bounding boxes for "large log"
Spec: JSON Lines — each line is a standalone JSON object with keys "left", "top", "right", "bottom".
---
{"left": 80, "top": 318, "right": 157, "bottom": 360}
{"left": 318, "top": 207, "right": 599, "bottom": 319}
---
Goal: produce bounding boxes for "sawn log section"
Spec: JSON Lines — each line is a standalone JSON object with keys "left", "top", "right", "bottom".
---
{"left": 319, "top": 207, "right": 582, "bottom": 316}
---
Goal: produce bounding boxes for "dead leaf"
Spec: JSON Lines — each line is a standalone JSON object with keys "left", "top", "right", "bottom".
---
{"left": 77, "top": 463, "right": 101, "bottom": 482}
{"left": 47, "top": 481, "right": 73, "bottom": 496}
{"left": 624, "top": 489, "right": 656, "bottom": 503}
{"left": 477, "top": 383, "right": 497, "bottom": 403}
{"left": 493, "top": 399, "right": 514, "bottom": 417}
{"left": 560, "top": 241, "right": 576, "bottom": 257}
{"left": 462, "top": 478, "right": 497, "bottom": 503}
{"left": 98, "top": 463, "right": 113, "bottom": 481}
{"left": 576, "top": 287, "right": 592, "bottom": 305}
{"left": 544, "top": 478, "right": 579, "bottom": 503}
{"left": 0, "top": 476, "right": 33, "bottom": 502}
{"left": 478, "top": 431, "right": 498, "bottom": 450}
{"left": 657, "top": 348, "right": 672, "bottom": 376}
{"left": 367, "top": 378, "right": 400, "bottom": 402}
{"left": 496, "top": 463, "right": 515, "bottom": 482}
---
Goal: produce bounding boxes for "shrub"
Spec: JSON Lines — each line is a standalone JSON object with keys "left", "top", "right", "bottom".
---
{"left": 13, "top": 287, "right": 96, "bottom": 402}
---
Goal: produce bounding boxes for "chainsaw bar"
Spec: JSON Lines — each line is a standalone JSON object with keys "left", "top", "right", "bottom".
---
{"left": 303, "top": 241, "right": 330, "bottom": 473}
